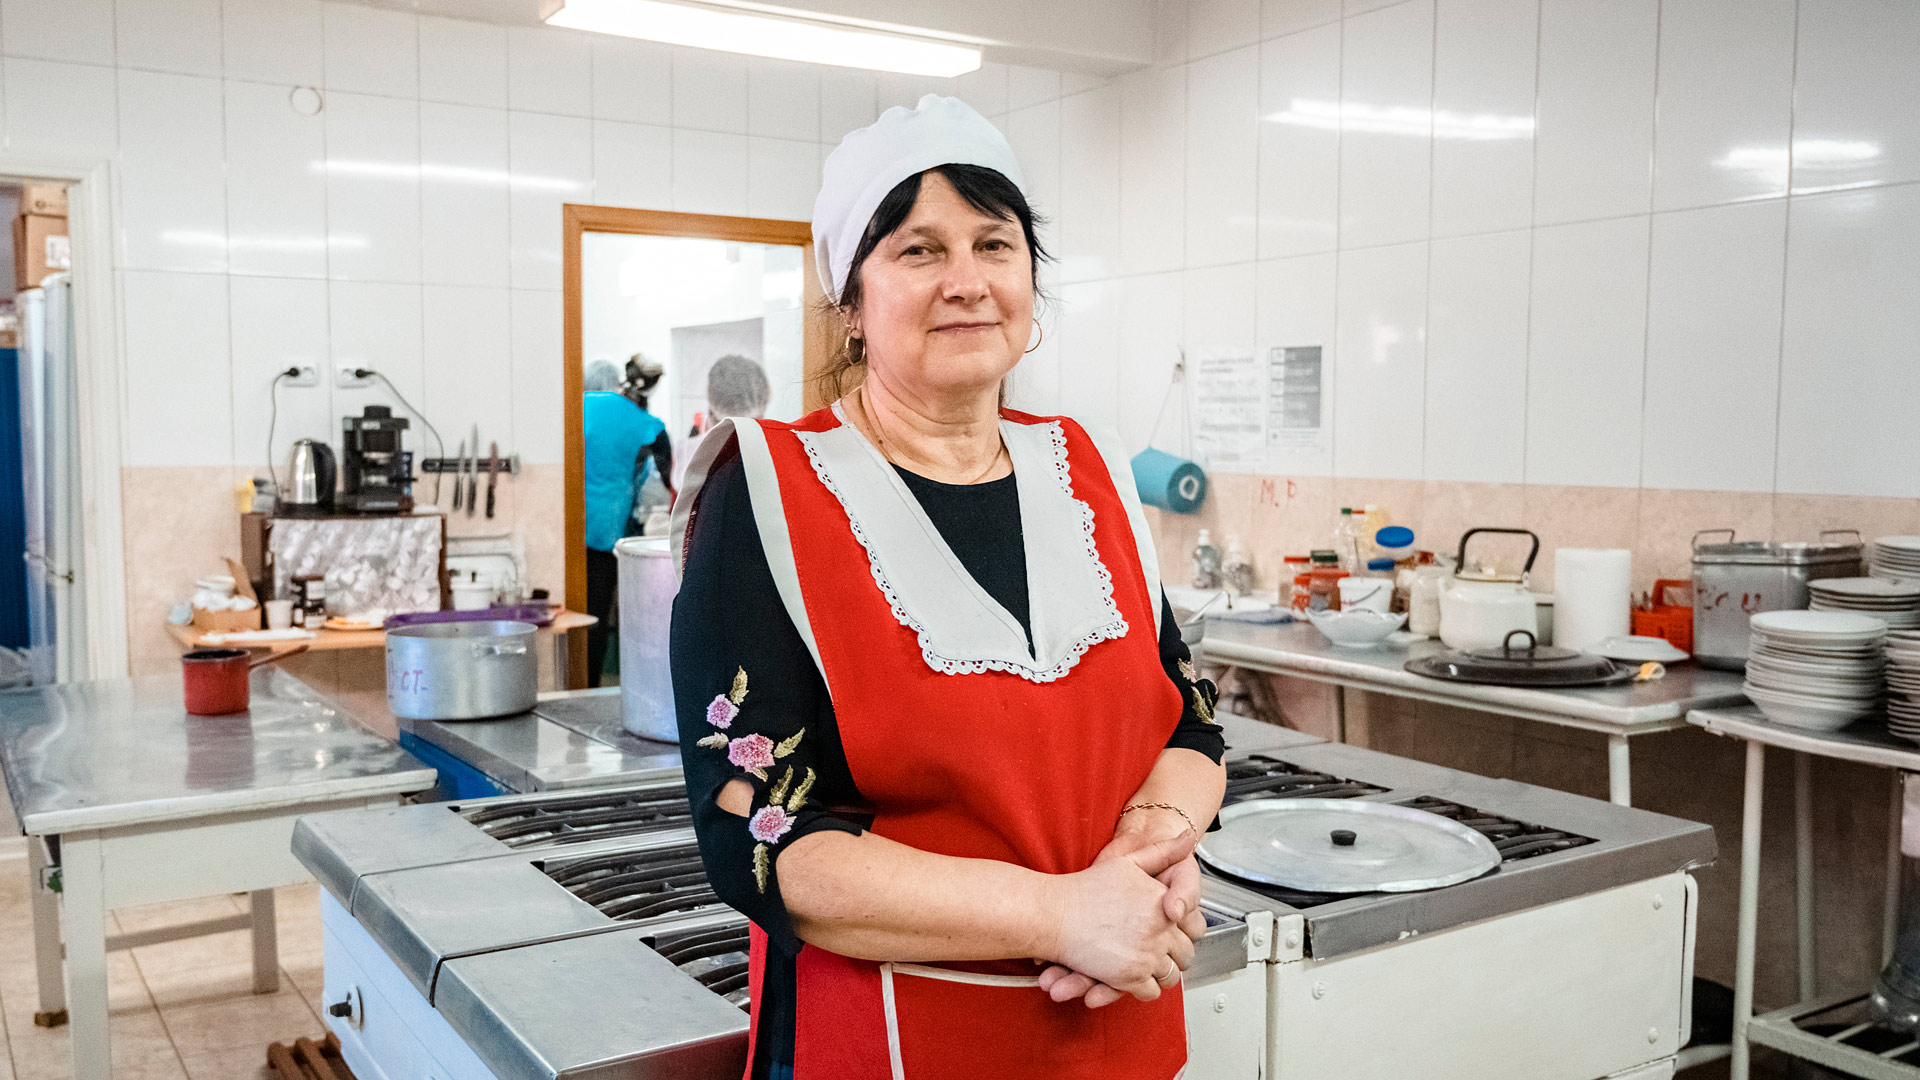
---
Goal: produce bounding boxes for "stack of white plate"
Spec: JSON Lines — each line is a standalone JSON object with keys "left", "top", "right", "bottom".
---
{"left": 1808, "top": 577, "right": 1920, "bottom": 629}
{"left": 1744, "top": 610, "right": 1886, "bottom": 731}
{"left": 1889, "top": 631, "right": 1920, "bottom": 745}
{"left": 1871, "top": 537, "right": 1920, "bottom": 582}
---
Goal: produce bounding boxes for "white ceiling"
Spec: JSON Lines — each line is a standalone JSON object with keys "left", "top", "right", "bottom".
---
{"left": 344, "top": 0, "right": 1157, "bottom": 75}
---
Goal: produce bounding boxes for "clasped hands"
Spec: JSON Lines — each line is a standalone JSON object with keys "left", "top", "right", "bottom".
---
{"left": 1036, "top": 819, "right": 1208, "bottom": 1009}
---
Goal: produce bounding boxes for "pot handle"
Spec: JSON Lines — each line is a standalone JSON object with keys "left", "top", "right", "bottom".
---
{"left": 1500, "top": 629, "right": 1539, "bottom": 657}
{"left": 471, "top": 640, "right": 529, "bottom": 658}
{"left": 1691, "top": 528, "right": 1736, "bottom": 551}
{"left": 1455, "top": 528, "right": 1540, "bottom": 575}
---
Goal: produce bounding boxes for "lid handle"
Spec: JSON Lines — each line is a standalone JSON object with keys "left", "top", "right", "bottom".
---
{"left": 1818, "top": 528, "right": 1862, "bottom": 545}
{"left": 1455, "top": 528, "right": 1539, "bottom": 575}
{"left": 1691, "top": 528, "right": 1736, "bottom": 551}
{"left": 1330, "top": 829, "right": 1356, "bottom": 847}
{"left": 1500, "top": 628, "right": 1540, "bottom": 657}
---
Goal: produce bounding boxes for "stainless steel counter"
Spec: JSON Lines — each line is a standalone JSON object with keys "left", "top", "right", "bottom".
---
{"left": 1201, "top": 620, "right": 1750, "bottom": 806}
{"left": 0, "top": 666, "right": 436, "bottom": 835}
{"left": 400, "top": 688, "right": 681, "bottom": 793}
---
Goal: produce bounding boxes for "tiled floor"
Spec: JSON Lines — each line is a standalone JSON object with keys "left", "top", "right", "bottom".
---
{"left": 0, "top": 838, "right": 328, "bottom": 1080}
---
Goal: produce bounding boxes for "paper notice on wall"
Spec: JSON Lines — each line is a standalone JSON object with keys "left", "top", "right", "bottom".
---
{"left": 1266, "top": 345, "right": 1324, "bottom": 454}
{"left": 1190, "top": 352, "right": 1266, "bottom": 468}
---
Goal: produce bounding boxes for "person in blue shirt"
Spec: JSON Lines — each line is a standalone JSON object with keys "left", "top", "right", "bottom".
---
{"left": 582, "top": 357, "right": 673, "bottom": 686}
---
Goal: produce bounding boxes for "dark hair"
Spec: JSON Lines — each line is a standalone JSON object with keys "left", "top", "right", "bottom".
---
{"left": 817, "top": 164, "right": 1049, "bottom": 399}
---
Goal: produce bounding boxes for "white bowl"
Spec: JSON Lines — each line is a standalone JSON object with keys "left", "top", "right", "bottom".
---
{"left": 1595, "top": 635, "right": 1690, "bottom": 663}
{"left": 1307, "top": 609, "right": 1408, "bottom": 648}
{"left": 1744, "top": 686, "right": 1877, "bottom": 731}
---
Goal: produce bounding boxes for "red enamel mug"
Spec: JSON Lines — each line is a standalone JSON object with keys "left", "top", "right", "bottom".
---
{"left": 181, "top": 645, "right": 310, "bottom": 716}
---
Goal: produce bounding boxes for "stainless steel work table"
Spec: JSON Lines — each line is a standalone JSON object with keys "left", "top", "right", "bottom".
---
{"left": 1690, "top": 706, "right": 1919, "bottom": 1080}
{"left": 1201, "top": 619, "right": 1750, "bottom": 805}
{"left": 400, "top": 687, "right": 683, "bottom": 792}
{"left": 0, "top": 668, "right": 436, "bottom": 1080}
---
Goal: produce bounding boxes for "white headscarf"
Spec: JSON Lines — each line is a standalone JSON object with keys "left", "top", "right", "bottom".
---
{"left": 812, "top": 94, "right": 1027, "bottom": 304}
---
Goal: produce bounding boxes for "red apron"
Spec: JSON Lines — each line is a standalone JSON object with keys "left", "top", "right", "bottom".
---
{"left": 718, "top": 405, "right": 1188, "bottom": 1080}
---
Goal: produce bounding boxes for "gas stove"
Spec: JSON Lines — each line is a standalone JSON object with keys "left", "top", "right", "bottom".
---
{"left": 298, "top": 716, "right": 1710, "bottom": 1080}
{"left": 1190, "top": 739, "right": 1715, "bottom": 1080}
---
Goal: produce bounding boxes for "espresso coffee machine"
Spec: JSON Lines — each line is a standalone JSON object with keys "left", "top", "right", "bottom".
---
{"left": 339, "top": 405, "right": 414, "bottom": 514}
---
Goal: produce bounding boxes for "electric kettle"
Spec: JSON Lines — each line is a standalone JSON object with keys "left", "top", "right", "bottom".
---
{"left": 1439, "top": 528, "right": 1541, "bottom": 651}
{"left": 283, "top": 439, "right": 336, "bottom": 517}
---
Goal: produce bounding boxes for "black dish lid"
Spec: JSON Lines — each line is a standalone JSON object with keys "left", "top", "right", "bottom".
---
{"left": 1407, "top": 630, "right": 1633, "bottom": 687}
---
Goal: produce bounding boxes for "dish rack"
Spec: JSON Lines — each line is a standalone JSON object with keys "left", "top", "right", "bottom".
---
{"left": 1633, "top": 578, "right": 1693, "bottom": 653}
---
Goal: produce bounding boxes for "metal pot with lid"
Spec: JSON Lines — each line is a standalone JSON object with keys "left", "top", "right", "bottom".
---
{"left": 1407, "top": 629, "right": 1638, "bottom": 688}
{"left": 1691, "top": 528, "right": 1864, "bottom": 670}
{"left": 1440, "top": 528, "right": 1542, "bottom": 651}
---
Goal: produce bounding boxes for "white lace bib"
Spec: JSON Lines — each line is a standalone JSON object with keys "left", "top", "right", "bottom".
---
{"left": 797, "top": 406, "right": 1126, "bottom": 683}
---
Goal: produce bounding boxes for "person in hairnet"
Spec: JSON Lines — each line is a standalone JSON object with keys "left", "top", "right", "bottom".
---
{"left": 672, "top": 354, "right": 771, "bottom": 492}
{"left": 668, "top": 96, "right": 1223, "bottom": 1080}
{"left": 582, "top": 357, "right": 672, "bottom": 687}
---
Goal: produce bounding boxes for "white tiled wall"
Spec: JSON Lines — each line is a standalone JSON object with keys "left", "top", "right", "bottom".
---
{"left": 4, "top": 0, "right": 1064, "bottom": 476}
{"left": 1012, "top": 0, "right": 1920, "bottom": 499}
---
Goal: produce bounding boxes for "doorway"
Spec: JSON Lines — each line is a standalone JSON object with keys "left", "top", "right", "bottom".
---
{"left": 0, "top": 179, "right": 82, "bottom": 688}
{"left": 561, "top": 205, "right": 831, "bottom": 687}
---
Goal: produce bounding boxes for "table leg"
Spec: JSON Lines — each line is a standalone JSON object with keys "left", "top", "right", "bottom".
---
{"left": 553, "top": 631, "right": 570, "bottom": 691}
{"left": 1731, "top": 739, "right": 1766, "bottom": 1080}
{"left": 1888, "top": 773, "right": 1907, "bottom": 965}
{"left": 250, "top": 889, "right": 279, "bottom": 994}
{"left": 1607, "top": 734, "right": 1633, "bottom": 806}
{"left": 28, "top": 836, "right": 66, "bottom": 1026}
{"left": 1794, "top": 753, "right": 1817, "bottom": 1002}
{"left": 58, "top": 834, "right": 110, "bottom": 1080}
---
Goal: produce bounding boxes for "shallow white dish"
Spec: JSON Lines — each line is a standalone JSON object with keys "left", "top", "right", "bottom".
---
{"left": 1594, "top": 635, "right": 1689, "bottom": 663}
{"left": 1751, "top": 610, "right": 1891, "bottom": 640}
{"left": 1306, "top": 609, "right": 1408, "bottom": 648}
{"left": 1810, "top": 577, "right": 1920, "bottom": 600}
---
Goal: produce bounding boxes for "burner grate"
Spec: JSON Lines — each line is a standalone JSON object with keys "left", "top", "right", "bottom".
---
{"left": 458, "top": 786, "right": 692, "bottom": 848}
{"left": 1396, "top": 796, "right": 1594, "bottom": 863}
{"left": 542, "top": 843, "right": 729, "bottom": 923}
{"left": 1223, "top": 756, "right": 1387, "bottom": 803}
{"left": 653, "top": 923, "right": 752, "bottom": 1010}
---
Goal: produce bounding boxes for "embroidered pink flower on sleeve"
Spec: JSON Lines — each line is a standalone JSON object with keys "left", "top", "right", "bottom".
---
{"left": 748, "top": 805, "right": 794, "bottom": 844}
{"left": 706, "top": 695, "right": 738, "bottom": 729}
{"left": 728, "top": 733, "right": 776, "bottom": 772}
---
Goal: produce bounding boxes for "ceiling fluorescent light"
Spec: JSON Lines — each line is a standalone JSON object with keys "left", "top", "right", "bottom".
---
{"left": 546, "top": 0, "right": 982, "bottom": 77}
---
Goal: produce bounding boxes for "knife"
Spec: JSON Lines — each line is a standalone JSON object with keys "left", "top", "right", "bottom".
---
{"left": 451, "top": 439, "right": 466, "bottom": 511}
{"left": 485, "top": 441, "right": 499, "bottom": 519}
{"left": 466, "top": 424, "right": 479, "bottom": 517}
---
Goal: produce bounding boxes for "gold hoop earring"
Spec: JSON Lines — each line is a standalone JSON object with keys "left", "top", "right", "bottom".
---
{"left": 1025, "top": 323, "right": 1044, "bottom": 355}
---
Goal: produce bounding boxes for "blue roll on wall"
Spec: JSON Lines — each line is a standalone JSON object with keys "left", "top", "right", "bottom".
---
{"left": 0, "top": 347, "right": 28, "bottom": 647}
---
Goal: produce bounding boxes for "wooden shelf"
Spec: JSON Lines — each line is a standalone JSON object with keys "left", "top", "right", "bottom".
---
{"left": 165, "top": 610, "right": 597, "bottom": 653}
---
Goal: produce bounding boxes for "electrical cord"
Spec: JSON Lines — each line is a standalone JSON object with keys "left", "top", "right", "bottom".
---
{"left": 265, "top": 367, "right": 298, "bottom": 490}
{"left": 357, "top": 367, "right": 446, "bottom": 504}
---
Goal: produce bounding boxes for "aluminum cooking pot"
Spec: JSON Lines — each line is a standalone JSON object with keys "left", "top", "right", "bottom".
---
{"left": 385, "top": 619, "right": 538, "bottom": 720}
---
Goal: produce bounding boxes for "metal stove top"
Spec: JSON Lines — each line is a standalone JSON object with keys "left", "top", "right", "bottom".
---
{"left": 1199, "top": 740, "right": 1715, "bottom": 959}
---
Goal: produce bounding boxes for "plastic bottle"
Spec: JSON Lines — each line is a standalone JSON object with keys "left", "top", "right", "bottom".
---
{"left": 1192, "top": 529, "right": 1222, "bottom": 589}
{"left": 1333, "top": 508, "right": 1357, "bottom": 571}
{"left": 1222, "top": 534, "right": 1257, "bottom": 596}
{"left": 1410, "top": 558, "right": 1452, "bottom": 637}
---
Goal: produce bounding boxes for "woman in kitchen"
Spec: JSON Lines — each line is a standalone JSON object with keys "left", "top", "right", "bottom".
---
{"left": 670, "top": 95, "right": 1226, "bottom": 1080}
{"left": 581, "top": 359, "right": 672, "bottom": 686}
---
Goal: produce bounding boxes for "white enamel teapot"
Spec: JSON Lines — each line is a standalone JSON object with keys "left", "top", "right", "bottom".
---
{"left": 1440, "top": 528, "right": 1542, "bottom": 652}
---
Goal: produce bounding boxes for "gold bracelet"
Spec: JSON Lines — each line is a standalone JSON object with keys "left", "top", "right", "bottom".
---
{"left": 1120, "top": 801, "right": 1198, "bottom": 840}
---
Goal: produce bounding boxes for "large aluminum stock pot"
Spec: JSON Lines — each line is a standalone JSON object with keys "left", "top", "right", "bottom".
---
{"left": 385, "top": 619, "right": 539, "bottom": 720}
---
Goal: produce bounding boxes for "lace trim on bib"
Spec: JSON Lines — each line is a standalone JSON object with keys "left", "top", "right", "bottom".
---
{"left": 798, "top": 419, "right": 1127, "bottom": 684}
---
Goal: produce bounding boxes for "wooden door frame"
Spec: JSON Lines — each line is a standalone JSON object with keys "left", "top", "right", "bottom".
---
{"left": 560, "top": 204, "right": 830, "bottom": 687}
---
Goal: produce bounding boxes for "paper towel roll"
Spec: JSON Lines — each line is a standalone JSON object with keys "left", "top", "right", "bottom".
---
{"left": 1553, "top": 548, "right": 1632, "bottom": 653}
{"left": 1130, "top": 447, "right": 1208, "bottom": 514}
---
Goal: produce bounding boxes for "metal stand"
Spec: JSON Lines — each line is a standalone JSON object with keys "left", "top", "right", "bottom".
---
{"left": 1692, "top": 707, "right": 1920, "bottom": 1080}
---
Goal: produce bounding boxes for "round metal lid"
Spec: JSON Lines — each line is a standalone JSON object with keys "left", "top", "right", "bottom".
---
{"left": 1197, "top": 798, "right": 1501, "bottom": 893}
